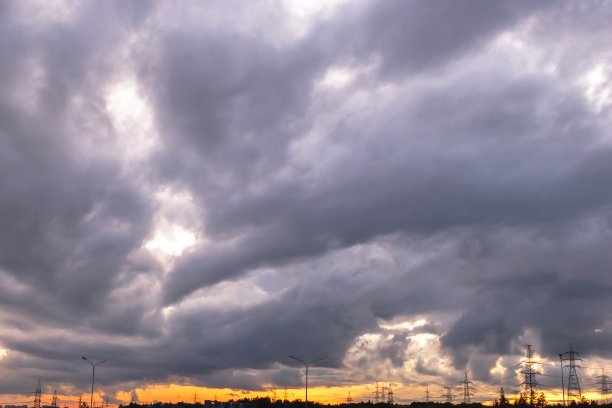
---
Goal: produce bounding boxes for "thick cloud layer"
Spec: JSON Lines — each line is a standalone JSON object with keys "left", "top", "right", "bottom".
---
{"left": 1, "top": 0, "right": 612, "bottom": 403}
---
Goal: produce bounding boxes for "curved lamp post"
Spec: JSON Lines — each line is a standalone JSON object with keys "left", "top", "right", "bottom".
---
{"left": 288, "top": 355, "right": 326, "bottom": 408}
{"left": 82, "top": 356, "right": 106, "bottom": 408}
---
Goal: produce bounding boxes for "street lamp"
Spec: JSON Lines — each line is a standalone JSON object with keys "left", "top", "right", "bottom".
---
{"left": 288, "top": 355, "right": 326, "bottom": 408}
{"left": 82, "top": 356, "right": 106, "bottom": 408}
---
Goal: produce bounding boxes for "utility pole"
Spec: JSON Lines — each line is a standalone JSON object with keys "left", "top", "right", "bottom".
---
{"left": 521, "top": 345, "right": 538, "bottom": 405}
{"left": 597, "top": 369, "right": 610, "bottom": 403}
{"left": 461, "top": 372, "right": 474, "bottom": 404}
{"left": 564, "top": 344, "right": 582, "bottom": 401}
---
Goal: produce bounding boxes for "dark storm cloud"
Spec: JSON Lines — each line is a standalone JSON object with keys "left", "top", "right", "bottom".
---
{"left": 163, "top": 66, "right": 612, "bottom": 303}
{"left": 1, "top": 0, "right": 612, "bottom": 399}
{"left": 441, "top": 224, "right": 612, "bottom": 364}
{"left": 153, "top": 0, "right": 612, "bottom": 380}
{"left": 153, "top": 0, "right": 605, "bottom": 305}
{"left": 0, "top": 0, "right": 160, "bottom": 392}
{"left": 0, "top": 0, "right": 155, "bottom": 313}
{"left": 321, "top": 0, "right": 554, "bottom": 77}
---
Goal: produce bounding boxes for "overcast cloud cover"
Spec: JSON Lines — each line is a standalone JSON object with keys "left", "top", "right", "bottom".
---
{"left": 1, "top": 0, "right": 612, "bottom": 403}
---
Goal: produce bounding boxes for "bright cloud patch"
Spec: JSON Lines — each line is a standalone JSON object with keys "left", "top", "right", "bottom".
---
{"left": 105, "top": 78, "right": 159, "bottom": 162}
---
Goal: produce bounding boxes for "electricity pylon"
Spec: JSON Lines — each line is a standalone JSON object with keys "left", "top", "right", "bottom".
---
{"left": 461, "top": 372, "right": 475, "bottom": 404}
{"left": 387, "top": 385, "right": 394, "bottom": 404}
{"left": 597, "top": 369, "right": 610, "bottom": 403}
{"left": 442, "top": 386, "right": 454, "bottom": 404}
{"left": 521, "top": 345, "right": 539, "bottom": 404}
{"left": 52, "top": 390, "right": 58, "bottom": 408}
{"left": 374, "top": 381, "right": 380, "bottom": 404}
{"left": 564, "top": 344, "right": 582, "bottom": 401}
{"left": 33, "top": 380, "right": 42, "bottom": 408}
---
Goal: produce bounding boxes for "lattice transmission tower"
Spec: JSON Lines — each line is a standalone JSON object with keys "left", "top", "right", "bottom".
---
{"left": 441, "top": 386, "right": 454, "bottom": 404}
{"left": 346, "top": 391, "right": 352, "bottom": 405}
{"left": 564, "top": 344, "right": 582, "bottom": 401}
{"left": 387, "top": 385, "right": 394, "bottom": 405}
{"left": 521, "top": 345, "right": 539, "bottom": 404}
{"left": 52, "top": 390, "right": 58, "bottom": 408}
{"left": 33, "top": 380, "right": 42, "bottom": 408}
{"left": 597, "top": 369, "right": 610, "bottom": 403}
{"left": 461, "top": 372, "right": 475, "bottom": 404}
{"left": 374, "top": 381, "right": 380, "bottom": 404}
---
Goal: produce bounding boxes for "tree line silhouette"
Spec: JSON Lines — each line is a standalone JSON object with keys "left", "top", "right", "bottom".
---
{"left": 117, "top": 395, "right": 612, "bottom": 408}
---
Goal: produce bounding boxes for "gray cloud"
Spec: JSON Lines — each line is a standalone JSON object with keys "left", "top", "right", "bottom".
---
{"left": 1, "top": 0, "right": 612, "bottom": 401}
{"left": 321, "top": 0, "right": 554, "bottom": 78}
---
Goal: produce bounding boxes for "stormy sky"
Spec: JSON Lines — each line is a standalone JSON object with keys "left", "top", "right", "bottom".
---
{"left": 1, "top": 0, "right": 612, "bottom": 404}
